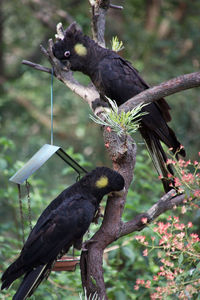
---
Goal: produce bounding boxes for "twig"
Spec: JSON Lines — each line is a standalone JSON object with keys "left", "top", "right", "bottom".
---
{"left": 48, "top": 277, "right": 76, "bottom": 292}
{"left": 22, "top": 60, "right": 52, "bottom": 74}
{"left": 110, "top": 4, "right": 123, "bottom": 10}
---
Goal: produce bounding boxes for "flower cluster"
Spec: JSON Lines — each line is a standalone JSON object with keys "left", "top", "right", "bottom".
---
{"left": 165, "top": 149, "right": 200, "bottom": 199}
{"left": 134, "top": 217, "right": 200, "bottom": 299}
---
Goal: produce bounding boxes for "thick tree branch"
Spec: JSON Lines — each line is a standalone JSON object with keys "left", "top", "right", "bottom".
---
{"left": 120, "top": 72, "right": 200, "bottom": 113}
{"left": 80, "top": 134, "right": 136, "bottom": 299}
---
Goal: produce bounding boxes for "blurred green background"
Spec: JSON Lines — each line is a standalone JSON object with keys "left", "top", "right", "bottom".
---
{"left": 0, "top": 0, "right": 199, "bottom": 299}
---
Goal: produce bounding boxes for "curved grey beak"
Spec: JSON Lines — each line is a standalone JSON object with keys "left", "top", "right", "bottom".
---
{"left": 108, "top": 186, "right": 126, "bottom": 197}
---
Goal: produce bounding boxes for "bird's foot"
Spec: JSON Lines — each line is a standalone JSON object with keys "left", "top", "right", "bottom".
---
{"left": 81, "top": 239, "right": 97, "bottom": 252}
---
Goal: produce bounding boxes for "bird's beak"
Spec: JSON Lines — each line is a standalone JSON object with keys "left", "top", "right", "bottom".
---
{"left": 60, "top": 59, "right": 71, "bottom": 70}
{"left": 108, "top": 187, "right": 126, "bottom": 197}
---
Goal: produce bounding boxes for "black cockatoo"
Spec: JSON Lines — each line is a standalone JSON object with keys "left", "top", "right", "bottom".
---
{"left": 1, "top": 167, "right": 125, "bottom": 300}
{"left": 53, "top": 23, "right": 185, "bottom": 192}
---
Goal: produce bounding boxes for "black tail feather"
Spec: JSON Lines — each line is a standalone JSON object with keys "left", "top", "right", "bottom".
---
{"left": 13, "top": 264, "right": 51, "bottom": 300}
{"left": 1, "top": 258, "right": 25, "bottom": 290}
{"left": 141, "top": 131, "right": 174, "bottom": 192}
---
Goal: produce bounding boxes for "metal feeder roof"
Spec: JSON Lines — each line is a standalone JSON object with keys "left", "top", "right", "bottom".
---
{"left": 9, "top": 144, "right": 87, "bottom": 184}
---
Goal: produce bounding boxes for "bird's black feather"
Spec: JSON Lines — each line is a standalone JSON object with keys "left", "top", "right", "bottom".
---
{"left": 1, "top": 167, "right": 125, "bottom": 299}
{"left": 53, "top": 24, "right": 186, "bottom": 191}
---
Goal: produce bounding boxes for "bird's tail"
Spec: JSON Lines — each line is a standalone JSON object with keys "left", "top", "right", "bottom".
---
{"left": 13, "top": 264, "right": 52, "bottom": 300}
{"left": 141, "top": 131, "right": 176, "bottom": 192}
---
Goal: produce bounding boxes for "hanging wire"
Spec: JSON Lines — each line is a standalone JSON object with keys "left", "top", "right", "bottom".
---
{"left": 25, "top": 180, "right": 32, "bottom": 231}
{"left": 51, "top": 68, "right": 54, "bottom": 145}
{"left": 17, "top": 184, "right": 25, "bottom": 244}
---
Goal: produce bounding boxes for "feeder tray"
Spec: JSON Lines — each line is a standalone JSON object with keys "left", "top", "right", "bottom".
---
{"left": 9, "top": 144, "right": 87, "bottom": 184}
{"left": 52, "top": 256, "right": 80, "bottom": 272}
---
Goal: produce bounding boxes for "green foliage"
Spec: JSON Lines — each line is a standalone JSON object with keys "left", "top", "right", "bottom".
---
{"left": 111, "top": 36, "right": 124, "bottom": 52}
{"left": 90, "top": 99, "right": 148, "bottom": 137}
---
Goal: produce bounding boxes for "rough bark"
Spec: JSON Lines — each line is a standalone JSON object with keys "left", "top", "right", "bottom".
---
{"left": 120, "top": 72, "right": 200, "bottom": 113}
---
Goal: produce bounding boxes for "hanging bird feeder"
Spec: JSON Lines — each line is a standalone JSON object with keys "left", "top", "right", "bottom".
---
{"left": 9, "top": 143, "right": 87, "bottom": 185}
{"left": 9, "top": 68, "right": 87, "bottom": 271}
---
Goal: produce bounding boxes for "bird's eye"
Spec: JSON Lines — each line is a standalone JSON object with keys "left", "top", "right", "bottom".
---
{"left": 64, "top": 51, "right": 70, "bottom": 58}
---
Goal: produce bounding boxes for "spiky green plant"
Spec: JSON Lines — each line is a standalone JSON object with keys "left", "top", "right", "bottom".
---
{"left": 111, "top": 36, "right": 124, "bottom": 52}
{"left": 79, "top": 288, "right": 103, "bottom": 300}
{"left": 90, "top": 98, "right": 148, "bottom": 137}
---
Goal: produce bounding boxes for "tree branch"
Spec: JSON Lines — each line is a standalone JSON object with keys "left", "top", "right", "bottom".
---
{"left": 120, "top": 71, "right": 200, "bottom": 113}
{"left": 22, "top": 60, "right": 52, "bottom": 74}
{"left": 89, "top": 0, "right": 110, "bottom": 47}
{"left": 80, "top": 134, "right": 136, "bottom": 299}
{"left": 120, "top": 190, "right": 185, "bottom": 237}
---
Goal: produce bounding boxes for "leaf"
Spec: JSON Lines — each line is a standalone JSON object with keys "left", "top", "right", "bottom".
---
{"left": 90, "top": 275, "right": 97, "bottom": 287}
{"left": 122, "top": 247, "right": 135, "bottom": 263}
{"left": 178, "top": 253, "right": 184, "bottom": 266}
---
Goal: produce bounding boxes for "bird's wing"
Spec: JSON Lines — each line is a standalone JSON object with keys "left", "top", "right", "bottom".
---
{"left": 23, "top": 193, "right": 95, "bottom": 266}
{"left": 97, "top": 55, "right": 172, "bottom": 123}
{"left": 97, "top": 56, "right": 178, "bottom": 147}
{"left": 29, "top": 186, "right": 74, "bottom": 235}
{"left": 117, "top": 56, "right": 172, "bottom": 123}
{"left": 1, "top": 194, "right": 96, "bottom": 290}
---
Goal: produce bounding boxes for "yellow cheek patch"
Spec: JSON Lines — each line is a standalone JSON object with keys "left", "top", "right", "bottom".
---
{"left": 95, "top": 176, "right": 108, "bottom": 188}
{"left": 74, "top": 43, "right": 87, "bottom": 56}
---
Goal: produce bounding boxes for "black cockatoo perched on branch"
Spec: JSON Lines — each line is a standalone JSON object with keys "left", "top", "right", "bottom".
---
{"left": 1, "top": 167, "right": 125, "bottom": 300}
{"left": 53, "top": 23, "right": 185, "bottom": 192}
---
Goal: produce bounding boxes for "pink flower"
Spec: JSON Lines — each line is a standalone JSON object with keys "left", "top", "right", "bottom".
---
{"left": 145, "top": 280, "right": 151, "bottom": 288}
{"left": 135, "top": 235, "right": 146, "bottom": 243}
{"left": 174, "top": 223, "right": 185, "bottom": 230}
{"left": 105, "top": 143, "right": 110, "bottom": 148}
{"left": 143, "top": 249, "right": 148, "bottom": 256}
{"left": 141, "top": 217, "right": 148, "bottom": 224}
{"left": 174, "top": 177, "right": 181, "bottom": 187}
{"left": 153, "top": 275, "right": 158, "bottom": 281}
{"left": 184, "top": 160, "right": 191, "bottom": 167}
{"left": 134, "top": 285, "right": 139, "bottom": 290}
{"left": 106, "top": 126, "right": 111, "bottom": 132}
{"left": 166, "top": 159, "right": 176, "bottom": 165}
{"left": 181, "top": 206, "right": 186, "bottom": 214}
{"left": 136, "top": 279, "right": 145, "bottom": 285}
{"left": 178, "top": 159, "right": 185, "bottom": 168}
{"left": 182, "top": 173, "right": 194, "bottom": 184}
{"left": 194, "top": 189, "right": 200, "bottom": 198}
{"left": 190, "top": 233, "right": 200, "bottom": 242}
{"left": 173, "top": 216, "right": 179, "bottom": 223}
{"left": 187, "top": 221, "right": 193, "bottom": 228}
